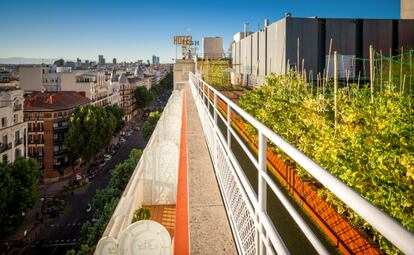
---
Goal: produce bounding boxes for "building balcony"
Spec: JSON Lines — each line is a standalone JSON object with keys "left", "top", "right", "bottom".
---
{"left": 28, "top": 127, "right": 44, "bottom": 133}
{"left": 53, "top": 125, "right": 68, "bottom": 130}
{"left": 13, "top": 104, "right": 22, "bottom": 112}
{"left": 28, "top": 152, "right": 43, "bottom": 158}
{"left": 14, "top": 138, "right": 23, "bottom": 146}
{"left": 0, "top": 142, "right": 12, "bottom": 153}
{"left": 53, "top": 150, "right": 69, "bottom": 156}
{"left": 53, "top": 138, "right": 65, "bottom": 144}
{"left": 28, "top": 139, "right": 44, "bottom": 144}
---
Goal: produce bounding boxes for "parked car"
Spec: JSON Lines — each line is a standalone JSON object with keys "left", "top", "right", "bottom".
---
{"left": 104, "top": 154, "right": 112, "bottom": 160}
{"left": 120, "top": 138, "right": 126, "bottom": 143}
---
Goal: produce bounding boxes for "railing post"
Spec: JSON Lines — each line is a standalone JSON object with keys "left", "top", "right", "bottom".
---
{"left": 207, "top": 86, "right": 210, "bottom": 112}
{"left": 258, "top": 131, "right": 267, "bottom": 255}
{"left": 227, "top": 104, "right": 231, "bottom": 149}
{"left": 213, "top": 93, "right": 218, "bottom": 124}
{"left": 213, "top": 92, "right": 218, "bottom": 164}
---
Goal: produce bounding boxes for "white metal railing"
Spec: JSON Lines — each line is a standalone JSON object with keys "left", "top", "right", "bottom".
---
{"left": 188, "top": 72, "right": 414, "bottom": 255}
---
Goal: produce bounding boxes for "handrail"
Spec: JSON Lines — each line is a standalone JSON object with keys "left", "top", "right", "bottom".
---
{"left": 189, "top": 72, "right": 414, "bottom": 254}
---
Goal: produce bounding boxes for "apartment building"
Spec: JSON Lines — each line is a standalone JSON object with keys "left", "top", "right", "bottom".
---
{"left": 119, "top": 74, "right": 137, "bottom": 122}
{"left": 202, "top": 37, "right": 224, "bottom": 59}
{"left": 401, "top": 0, "right": 414, "bottom": 19}
{"left": 24, "top": 91, "right": 90, "bottom": 183}
{"left": 60, "top": 71, "right": 120, "bottom": 107}
{"left": 0, "top": 84, "right": 27, "bottom": 164}
{"left": 19, "top": 65, "right": 67, "bottom": 91}
{"left": 19, "top": 65, "right": 119, "bottom": 107}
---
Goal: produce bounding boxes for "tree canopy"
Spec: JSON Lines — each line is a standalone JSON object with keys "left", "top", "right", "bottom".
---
{"left": 133, "top": 87, "right": 153, "bottom": 108}
{"left": 142, "top": 111, "right": 161, "bottom": 141}
{"left": 0, "top": 158, "right": 40, "bottom": 238}
{"left": 65, "top": 105, "right": 121, "bottom": 161}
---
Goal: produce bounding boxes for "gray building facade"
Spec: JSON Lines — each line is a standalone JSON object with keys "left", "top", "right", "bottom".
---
{"left": 231, "top": 17, "right": 414, "bottom": 86}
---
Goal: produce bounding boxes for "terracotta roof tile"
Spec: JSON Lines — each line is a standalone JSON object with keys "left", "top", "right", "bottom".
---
{"left": 24, "top": 91, "right": 90, "bottom": 111}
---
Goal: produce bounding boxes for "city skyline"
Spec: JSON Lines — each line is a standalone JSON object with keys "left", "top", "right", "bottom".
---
{"left": 0, "top": 0, "right": 400, "bottom": 63}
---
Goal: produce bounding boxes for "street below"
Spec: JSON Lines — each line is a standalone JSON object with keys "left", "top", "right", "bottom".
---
{"left": 6, "top": 86, "right": 172, "bottom": 255}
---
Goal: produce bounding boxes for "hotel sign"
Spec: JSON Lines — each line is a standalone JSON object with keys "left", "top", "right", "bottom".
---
{"left": 173, "top": 36, "right": 193, "bottom": 45}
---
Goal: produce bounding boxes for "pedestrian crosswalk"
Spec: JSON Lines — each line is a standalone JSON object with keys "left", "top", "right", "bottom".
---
{"left": 49, "top": 222, "right": 83, "bottom": 227}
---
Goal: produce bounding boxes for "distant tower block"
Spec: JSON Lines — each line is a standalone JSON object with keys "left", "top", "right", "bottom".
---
{"left": 202, "top": 37, "right": 224, "bottom": 59}
{"left": 401, "top": 0, "right": 414, "bottom": 19}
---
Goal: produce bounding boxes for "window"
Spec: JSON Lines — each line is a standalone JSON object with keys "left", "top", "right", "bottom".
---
{"left": 38, "top": 113, "right": 43, "bottom": 120}
{"left": 2, "top": 135, "right": 8, "bottom": 146}
{"left": 28, "top": 147, "right": 33, "bottom": 155}
{"left": 54, "top": 133, "right": 58, "bottom": 140}
{"left": 53, "top": 146, "right": 59, "bottom": 152}
{"left": 1, "top": 117, "right": 7, "bottom": 127}
{"left": 15, "top": 131, "right": 20, "bottom": 144}
{"left": 2, "top": 155, "right": 7, "bottom": 164}
{"left": 15, "top": 149, "right": 21, "bottom": 159}
{"left": 13, "top": 114, "right": 18, "bottom": 124}
{"left": 29, "top": 113, "right": 34, "bottom": 120}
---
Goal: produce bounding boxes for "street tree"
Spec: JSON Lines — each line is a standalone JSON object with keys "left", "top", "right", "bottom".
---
{"left": 65, "top": 106, "right": 119, "bottom": 162}
{"left": 0, "top": 158, "right": 40, "bottom": 238}
{"left": 133, "top": 86, "right": 153, "bottom": 108}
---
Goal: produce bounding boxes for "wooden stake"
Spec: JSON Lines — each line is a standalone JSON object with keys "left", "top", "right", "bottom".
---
{"left": 334, "top": 51, "right": 338, "bottom": 128}
{"left": 380, "top": 49, "right": 383, "bottom": 92}
{"left": 346, "top": 69, "right": 350, "bottom": 101}
{"left": 302, "top": 58, "right": 305, "bottom": 79}
{"left": 400, "top": 47, "right": 404, "bottom": 91}
{"left": 410, "top": 50, "right": 413, "bottom": 91}
{"left": 369, "top": 45, "right": 374, "bottom": 103}
{"left": 297, "top": 37, "right": 300, "bottom": 73}
{"left": 317, "top": 72, "right": 320, "bottom": 98}
{"left": 389, "top": 48, "right": 392, "bottom": 90}
{"left": 357, "top": 71, "right": 361, "bottom": 104}
{"left": 402, "top": 74, "right": 406, "bottom": 95}
{"left": 326, "top": 38, "right": 333, "bottom": 83}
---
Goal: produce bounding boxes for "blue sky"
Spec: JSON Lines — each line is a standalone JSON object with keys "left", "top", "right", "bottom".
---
{"left": 0, "top": 0, "right": 399, "bottom": 63}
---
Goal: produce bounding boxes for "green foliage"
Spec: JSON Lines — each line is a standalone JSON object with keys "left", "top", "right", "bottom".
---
{"left": 65, "top": 105, "right": 120, "bottom": 161}
{"left": 374, "top": 49, "right": 414, "bottom": 95}
{"left": 134, "top": 86, "right": 154, "bottom": 108}
{"left": 132, "top": 207, "right": 151, "bottom": 223}
{"left": 151, "top": 72, "right": 172, "bottom": 95}
{"left": 0, "top": 158, "right": 40, "bottom": 238}
{"left": 199, "top": 60, "right": 231, "bottom": 88}
{"left": 238, "top": 71, "right": 413, "bottom": 255}
{"left": 142, "top": 111, "right": 161, "bottom": 141}
{"left": 67, "top": 149, "right": 142, "bottom": 255}
{"left": 106, "top": 104, "right": 125, "bottom": 132}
